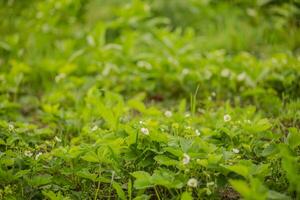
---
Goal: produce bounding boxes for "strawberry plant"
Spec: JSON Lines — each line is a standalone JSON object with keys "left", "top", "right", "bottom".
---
{"left": 0, "top": 0, "right": 299, "bottom": 199}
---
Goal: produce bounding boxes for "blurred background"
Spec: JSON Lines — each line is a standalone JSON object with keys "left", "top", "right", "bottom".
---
{"left": 0, "top": 0, "right": 299, "bottom": 111}
{"left": 1, "top": 0, "right": 299, "bottom": 57}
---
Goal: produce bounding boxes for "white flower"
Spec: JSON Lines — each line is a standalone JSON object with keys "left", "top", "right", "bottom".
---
{"left": 182, "top": 153, "right": 190, "bottom": 165}
{"left": 55, "top": 73, "right": 66, "bottom": 83}
{"left": 54, "top": 136, "right": 62, "bottom": 142}
{"left": 224, "top": 114, "right": 231, "bottom": 122}
{"left": 139, "top": 120, "right": 144, "bottom": 125}
{"left": 137, "top": 61, "right": 152, "bottom": 70}
{"left": 244, "top": 119, "right": 251, "bottom": 124}
{"left": 141, "top": 127, "right": 149, "bottom": 135}
{"left": 86, "top": 35, "right": 95, "bottom": 46}
{"left": 207, "top": 181, "right": 215, "bottom": 186}
{"left": 8, "top": 124, "right": 14, "bottom": 132}
{"left": 221, "top": 68, "right": 230, "bottom": 77}
{"left": 91, "top": 125, "right": 98, "bottom": 132}
{"left": 182, "top": 68, "right": 189, "bottom": 75}
{"left": 187, "top": 178, "right": 198, "bottom": 188}
{"left": 35, "top": 152, "right": 43, "bottom": 160}
{"left": 24, "top": 150, "right": 33, "bottom": 157}
{"left": 237, "top": 72, "right": 246, "bottom": 81}
{"left": 164, "top": 110, "right": 172, "bottom": 118}
{"left": 184, "top": 113, "right": 191, "bottom": 118}
{"left": 195, "top": 129, "right": 201, "bottom": 136}
{"left": 232, "top": 148, "right": 240, "bottom": 154}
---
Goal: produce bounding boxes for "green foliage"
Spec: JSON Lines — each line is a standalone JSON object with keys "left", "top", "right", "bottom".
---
{"left": 0, "top": 0, "right": 299, "bottom": 199}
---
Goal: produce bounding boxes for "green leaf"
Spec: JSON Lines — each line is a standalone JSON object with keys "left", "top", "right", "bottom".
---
{"left": 42, "top": 191, "right": 67, "bottom": 200}
{"left": 229, "top": 179, "right": 251, "bottom": 198}
{"left": 286, "top": 128, "right": 300, "bottom": 149}
{"left": 261, "top": 144, "right": 278, "bottom": 157}
{"left": 133, "top": 195, "right": 150, "bottom": 200}
{"left": 253, "top": 119, "right": 272, "bottom": 132}
{"left": 15, "top": 170, "right": 30, "bottom": 178}
{"left": 112, "top": 182, "right": 127, "bottom": 200}
{"left": 0, "top": 138, "right": 5, "bottom": 145}
{"left": 223, "top": 164, "right": 250, "bottom": 178}
{"left": 42, "top": 191, "right": 59, "bottom": 200}
{"left": 181, "top": 192, "right": 193, "bottom": 200}
{"left": 154, "top": 155, "right": 178, "bottom": 166}
{"left": 27, "top": 175, "right": 52, "bottom": 187}
{"left": 125, "top": 126, "right": 138, "bottom": 146}
{"left": 81, "top": 151, "right": 99, "bottom": 163}
{"left": 178, "top": 99, "right": 186, "bottom": 114}
{"left": 151, "top": 169, "right": 184, "bottom": 189}
{"left": 76, "top": 170, "right": 97, "bottom": 181}
{"left": 131, "top": 171, "right": 153, "bottom": 189}
{"left": 149, "top": 131, "right": 169, "bottom": 143}
{"left": 268, "top": 190, "right": 290, "bottom": 200}
{"left": 128, "top": 99, "right": 146, "bottom": 113}
{"left": 164, "top": 147, "right": 182, "bottom": 157}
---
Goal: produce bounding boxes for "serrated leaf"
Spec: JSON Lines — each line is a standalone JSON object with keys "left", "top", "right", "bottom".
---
{"left": 28, "top": 175, "right": 52, "bottom": 187}
{"left": 76, "top": 170, "right": 97, "bottom": 182}
{"left": 154, "top": 155, "right": 178, "bottom": 166}
{"left": 131, "top": 171, "right": 153, "bottom": 189}
{"left": 81, "top": 151, "right": 99, "bottom": 163}
{"left": 223, "top": 164, "right": 250, "bottom": 178}
{"left": 261, "top": 144, "right": 278, "bottom": 157}
{"left": 286, "top": 128, "right": 300, "bottom": 149}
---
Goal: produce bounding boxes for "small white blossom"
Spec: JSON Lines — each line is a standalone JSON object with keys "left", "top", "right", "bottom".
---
{"left": 137, "top": 61, "right": 152, "bottom": 70}
{"left": 182, "top": 68, "right": 189, "bottom": 75}
{"left": 207, "top": 182, "right": 215, "bottom": 186}
{"left": 91, "top": 125, "right": 98, "bottom": 132}
{"left": 141, "top": 127, "right": 149, "bottom": 135}
{"left": 42, "top": 24, "right": 50, "bottom": 33}
{"left": 164, "top": 110, "right": 172, "bottom": 118}
{"left": 232, "top": 148, "right": 240, "bottom": 154}
{"left": 35, "top": 152, "right": 43, "bottom": 160}
{"left": 36, "top": 11, "right": 43, "bottom": 19}
{"left": 182, "top": 153, "right": 190, "bottom": 165}
{"left": 198, "top": 108, "right": 206, "bottom": 114}
{"left": 55, "top": 73, "right": 66, "bottom": 83}
{"left": 237, "top": 72, "right": 246, "bottom": 81}
{"left": 195, "top": 129, "right": 201, "bottom": 136}
{"left": 24, "top": 150, "right": 33, "bottom": 157}
{"left": 86, "top": 35, "right": 95, "bottom": 46}
{"left": 244, "top": 119, "right": 251, "bottom": 124}
{"left": 54, "top": 136, "right": 62, "bottom": 142}
{"left": 184, "top": 113, "right": 191, "bottom": 118}
{"left": 139, "top": 120, "right": 144, "bottom": 125}
{"left": 223, "top": 114, "right": 231, "bottom": 122}
{"left": 8, "top": 124, "right": 14, "bottom": 132}
{"left": 187, "top": 178, "right": 198, "bottom": 188}
{"left": 221, "top": 68, "right": 230, "bottom": 77}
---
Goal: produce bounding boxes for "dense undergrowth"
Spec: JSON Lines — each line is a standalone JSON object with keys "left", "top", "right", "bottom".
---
{"left": 0, "top": 0, "right": 300, "bottom": 199}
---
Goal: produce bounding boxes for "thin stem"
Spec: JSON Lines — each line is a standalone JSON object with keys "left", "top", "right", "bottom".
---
{"left": 94, "top": 181, "right": 101, "bottom": 200}
{"left": 94, "top": 164, "right": 101, "bottom": 200}
{"left": 154, "top": 186, "right": 162, "bottom": 200}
